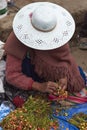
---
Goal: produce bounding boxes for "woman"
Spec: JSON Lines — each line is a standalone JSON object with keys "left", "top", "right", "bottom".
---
{"left": 4, "top": 2, "right": 87, "bottom": 99}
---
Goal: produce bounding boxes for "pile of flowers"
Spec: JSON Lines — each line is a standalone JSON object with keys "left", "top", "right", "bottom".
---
{"left": 0, "top": 95, "right": 59, "bottom": 130}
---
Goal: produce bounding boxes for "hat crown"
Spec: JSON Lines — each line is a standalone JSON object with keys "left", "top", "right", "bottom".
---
{"left": 31, "top": 6, "right": 57, "bottom": 32}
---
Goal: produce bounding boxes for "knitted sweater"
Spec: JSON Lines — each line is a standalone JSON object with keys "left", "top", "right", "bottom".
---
{"left": 5, "top": 32, "right": 85, "bottom": 92}
{"left": 6, "top": 54, "right": 34, "bottom": 90}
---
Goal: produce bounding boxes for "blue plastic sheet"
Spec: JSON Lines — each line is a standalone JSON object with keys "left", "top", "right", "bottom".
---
{"left": 0, "top": 103, "right": 11, "bottom": 121}
{"left": 0, "top": 102, "right": 11, "bottom": 130}
{"left": 53, "top": 103, "right": 87, "bottom": 130}
{"left": 58, "top": 119, "right": 79, "bottom": 130}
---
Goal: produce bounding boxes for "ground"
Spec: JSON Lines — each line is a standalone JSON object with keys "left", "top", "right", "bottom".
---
{"left": 0, "top": 0, "right": 87, "bottom": 71}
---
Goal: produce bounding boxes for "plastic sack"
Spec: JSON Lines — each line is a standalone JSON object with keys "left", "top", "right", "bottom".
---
{"left": 0, "top": 41, "right": 5, "bottom": 60}
{"left": 0, "top": 60, "right": 6, "bottom": 105}
{"left": 0, "top": 0, "right": 8, "bottom": 19}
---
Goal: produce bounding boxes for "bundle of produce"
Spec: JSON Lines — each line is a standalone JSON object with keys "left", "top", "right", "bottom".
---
{"left": 68, "top": 112, "right": 87, "bottom": 130}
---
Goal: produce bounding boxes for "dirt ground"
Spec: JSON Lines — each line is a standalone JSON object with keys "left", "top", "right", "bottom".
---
{"left": 0, "top": 0, "right": 87, "bottom": 71}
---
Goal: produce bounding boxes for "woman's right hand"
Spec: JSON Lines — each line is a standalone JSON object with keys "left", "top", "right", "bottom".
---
{"left": 32, "top": 81, "right": 58, "bottom": 94}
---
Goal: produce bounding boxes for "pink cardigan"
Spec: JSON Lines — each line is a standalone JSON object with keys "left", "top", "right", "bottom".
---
{"left": 6, "top": 54, "right": 34, "bottom": 90}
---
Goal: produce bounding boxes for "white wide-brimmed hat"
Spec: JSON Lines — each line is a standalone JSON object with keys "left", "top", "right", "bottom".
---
{"left": 13, "top": 2, "right": 75, "bottom": 50}
{"left": 0, "top": 0, "right": 8, "bottom": 19}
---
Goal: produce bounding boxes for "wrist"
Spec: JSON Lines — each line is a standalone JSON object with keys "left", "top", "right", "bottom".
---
{"left": 32, "top": 82, "right": 41, "bottom": 91}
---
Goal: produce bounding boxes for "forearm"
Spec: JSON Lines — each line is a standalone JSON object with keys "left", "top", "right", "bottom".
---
{"left": 6, "top": 72, "right": 34, "bottom": 90}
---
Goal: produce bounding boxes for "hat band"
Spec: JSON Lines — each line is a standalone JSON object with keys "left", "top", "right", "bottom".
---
{"left": 0, "top": 7, "right": 7, "bottom": 15}
{"left": 31, "top": 20, "right": 56, "bottom": 32}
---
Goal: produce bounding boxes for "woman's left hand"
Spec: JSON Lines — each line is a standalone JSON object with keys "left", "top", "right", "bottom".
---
{"left": 59, "top": 77, "right": 67, "bottom": 90}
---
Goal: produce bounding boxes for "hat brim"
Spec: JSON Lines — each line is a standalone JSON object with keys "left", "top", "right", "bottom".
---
{"left": 13, "top": 2, "right": 75, "bottom": 50}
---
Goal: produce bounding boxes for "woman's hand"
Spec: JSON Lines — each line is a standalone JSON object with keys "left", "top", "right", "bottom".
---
{"left": 32, "top": 81, "right": 58, "bottom": 94}
{"left": 59, "top": 77, "right": 67, "bottom": 91}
